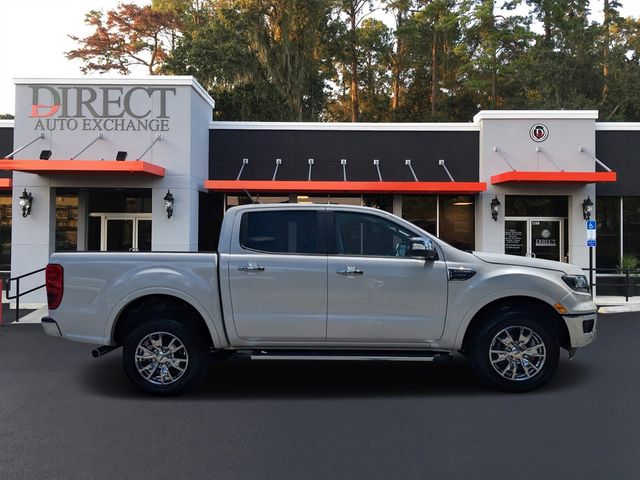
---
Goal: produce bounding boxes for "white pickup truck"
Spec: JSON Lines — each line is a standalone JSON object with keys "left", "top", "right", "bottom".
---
{"left": 42, "top": 204, "right": 597, "bottom": 395}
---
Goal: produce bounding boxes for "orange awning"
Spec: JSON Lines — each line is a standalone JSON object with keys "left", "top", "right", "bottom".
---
{"left": 205, "top": 180, "right": 487, "bottom": 194}
{"left": 491, "top": 171, "right": 616, "bottom": 185}
{"left": 0, "top": 178, "right": 11, "bottom": 190}
{"left": 0, "top": 160, "right": 165, "bottom": 177}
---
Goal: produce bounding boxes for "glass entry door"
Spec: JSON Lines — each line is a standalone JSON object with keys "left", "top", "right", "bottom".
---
{"left": 505, "top": 218, "right": 566, "bottom": 262}
{"left": 93, "top": 214, "right": 152, "bottom": 252}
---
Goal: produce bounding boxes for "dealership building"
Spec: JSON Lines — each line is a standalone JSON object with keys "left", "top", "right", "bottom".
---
{"left": 0, "top": 76, "right": 636, "bottom": 303}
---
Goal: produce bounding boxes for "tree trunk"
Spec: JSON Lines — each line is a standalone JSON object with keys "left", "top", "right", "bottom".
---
{"left": 350, "top": 5, "right": 359, "bottom": 122}
{"left": 431, "top": 26, "right": 438, "bottom": 117}
{"left": 602, "top": 0, "right": 610, "bottom": 104}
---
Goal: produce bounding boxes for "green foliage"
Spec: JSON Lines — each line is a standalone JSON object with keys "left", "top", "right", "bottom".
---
{"left": 619, "top": 255, "right": 640, "bottom": 272}
{"left": 67, "top": 0, "right": 640, "bottom": 122}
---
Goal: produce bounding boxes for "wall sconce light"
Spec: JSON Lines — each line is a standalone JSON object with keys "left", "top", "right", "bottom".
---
{"left": 582, "top": 196, "right": 594, "bottom": 220}
{"left": 19, "top": 189, "right": 33, "bottom": 218}
{"left": 490, "top": 195, "right": 501, "bottom": 221}
{"left": 163, "top": 190, "right": 174, "bottom": 219}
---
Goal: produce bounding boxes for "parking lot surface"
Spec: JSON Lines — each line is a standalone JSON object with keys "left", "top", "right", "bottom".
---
{"left": 1, "top": 314, "right": 639, "bottom": 480}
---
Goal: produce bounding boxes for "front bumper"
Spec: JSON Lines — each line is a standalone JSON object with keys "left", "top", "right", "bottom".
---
{"left": 41, "top": 316, "right": 62, "bottom": 337}
{"left": 563, "top": 312, "right": 597, "bottom": 348}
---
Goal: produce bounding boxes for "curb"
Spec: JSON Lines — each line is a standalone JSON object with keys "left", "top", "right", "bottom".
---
{"left": 598, "top": 305, "right": 640, "bottom": 314}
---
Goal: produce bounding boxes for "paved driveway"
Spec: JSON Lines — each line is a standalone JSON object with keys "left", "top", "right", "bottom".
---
{"left": 1, "top": 314, "right": 639, "bottom": 479}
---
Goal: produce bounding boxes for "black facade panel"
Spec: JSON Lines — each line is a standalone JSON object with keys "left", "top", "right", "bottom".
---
{"left": 209, "top": 129, "right": 479, "bottom": 183}
{"left": 0, "top": 128, "right": 13, "bottom": 179}
{"left": 596, "top": 130, "right": 640, "bottom": 196}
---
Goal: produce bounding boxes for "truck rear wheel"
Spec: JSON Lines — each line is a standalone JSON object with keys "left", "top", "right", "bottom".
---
{"left": 122, "top": 318, "right": 209, "bottom": 396}
{"left": 469, "top": 309, "right": 559, "bottom": 393}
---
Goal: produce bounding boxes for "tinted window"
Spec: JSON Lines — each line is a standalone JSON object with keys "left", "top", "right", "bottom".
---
{"left": 334, "top": 212, "right": 415, "bottom": 257}
{"left": 240, "top": 210, "right": 318, "bottom": 254}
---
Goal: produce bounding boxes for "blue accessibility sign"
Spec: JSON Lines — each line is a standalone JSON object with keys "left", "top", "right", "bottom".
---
{"left": 587, "top": 239, "right": 597, "bottom": 247}
{"left": 586, "top": 220, "right": 596, "bottom": 230}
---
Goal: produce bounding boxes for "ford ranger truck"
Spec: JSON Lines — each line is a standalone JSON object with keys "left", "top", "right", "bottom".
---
{"left": 42, "top": 204, "right": 597, "bottom": 395}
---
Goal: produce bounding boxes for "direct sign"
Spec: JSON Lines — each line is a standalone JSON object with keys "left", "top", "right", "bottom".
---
{"left": 587, "top": 239, "right": 597, "bottom": 247}
{"left": 27, "top": 85, "right": 176, "bottom": 133}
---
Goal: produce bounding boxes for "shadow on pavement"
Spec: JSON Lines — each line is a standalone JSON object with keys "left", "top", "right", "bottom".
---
{"left": 79, "top": 351, "right": 593, "bottom": 400}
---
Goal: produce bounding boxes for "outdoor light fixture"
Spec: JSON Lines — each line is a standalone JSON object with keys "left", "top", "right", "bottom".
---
{"left": 164, "top": 190, "right": 174, "bottom": 219}
{"left": 116, "top": 151, "right": 127, "bottom": 161}
{"left": 490, "top": 195, "right": 501, "bottom": 221}
{"left": 19, "top": 189, "right": 33, "bottom": 218}
{"left": 582, "top": 196, "right": 594, "bottom": 220}
{"left": 39, "top": 150, "right": 52, "bottom": 160}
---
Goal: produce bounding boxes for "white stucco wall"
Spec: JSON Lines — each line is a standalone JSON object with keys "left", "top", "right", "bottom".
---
{"left": 10, "top": 77, "right": 214, "bottom": 303}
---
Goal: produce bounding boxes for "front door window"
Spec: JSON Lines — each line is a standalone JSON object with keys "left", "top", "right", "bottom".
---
{"left": 93, "top": 214, "right": 152, "bottom": 251}
{"left": 531, "top": 220, "right": 561, "bottom": 261}
{"left": 505, "top": 218, "right": 565, "bottom": 262}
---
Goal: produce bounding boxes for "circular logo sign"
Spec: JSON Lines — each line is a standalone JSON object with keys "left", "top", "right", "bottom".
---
{"left": 541, "top": 229, "right": 551, "bottom": 239}
{"left": 530, "top": 124, "right": 549, "bottom": 142}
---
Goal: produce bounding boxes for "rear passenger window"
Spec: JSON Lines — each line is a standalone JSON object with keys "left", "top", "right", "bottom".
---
{"left": 240, "top": 210, "right": 319, "bottom": 254}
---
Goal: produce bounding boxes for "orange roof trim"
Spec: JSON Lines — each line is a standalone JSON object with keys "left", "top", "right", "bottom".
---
{"left": 0, "top": 160, "right": 165, "bottom": 177}
{"left": 491, "top": 171, "right": 617, "bottom": 184}
{"left": 205, "top": 180, "right": 487, "bottom": 194}
{"left": 0, "top": 178, "right": 11, "bottom": 190}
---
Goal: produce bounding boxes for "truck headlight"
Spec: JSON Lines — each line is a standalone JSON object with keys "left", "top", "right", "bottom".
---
{"left": 562, "top": 275, "right": 590, "bottom": 293}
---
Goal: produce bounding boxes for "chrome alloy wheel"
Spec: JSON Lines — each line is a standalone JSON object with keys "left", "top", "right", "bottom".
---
{"left": 489, "top": 326, "right": 546, "bottom": 381}
{"left": 134, "top": 332, "right": 189, "bottom": 385}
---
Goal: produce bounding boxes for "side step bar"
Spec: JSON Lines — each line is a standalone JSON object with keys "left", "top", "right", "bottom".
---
{"left": 241, "top": 349, "right": 452, "bottom": 363}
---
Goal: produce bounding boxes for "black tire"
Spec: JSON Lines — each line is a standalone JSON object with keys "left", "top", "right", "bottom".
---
{"left": 122, "top": 318, "right": 209, "bottom": 396}
{"left": 469, "top": 308, "right": 560, "bottom": 393}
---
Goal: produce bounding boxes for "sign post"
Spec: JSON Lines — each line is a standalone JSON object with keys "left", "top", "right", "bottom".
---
{"left": 586, "top": 220, "right": 597, "bottom": 297}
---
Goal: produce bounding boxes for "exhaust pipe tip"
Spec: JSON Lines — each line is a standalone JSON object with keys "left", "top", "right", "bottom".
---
{"left": 92, "top": 345, "right": 118, "bottom": 358}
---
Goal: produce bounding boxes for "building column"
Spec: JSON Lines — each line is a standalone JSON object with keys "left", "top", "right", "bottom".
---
{"left": 151, "top": 187, "right": 199, "bottom": 251}
{"left": 10, "top": 183, "right": 55, "bottom": 305}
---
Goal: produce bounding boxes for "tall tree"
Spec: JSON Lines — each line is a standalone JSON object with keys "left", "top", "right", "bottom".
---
{"left": 67, "top": 3, "right": 181, "bottom": 74}
{"left": 385, "top": 0, "right": 416, "bottom": 115}
{"left": 241, "top": 0, "right": 332, "bottom": 121}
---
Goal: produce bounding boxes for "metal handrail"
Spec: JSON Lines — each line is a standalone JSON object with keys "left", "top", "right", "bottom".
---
{"left": 582, "top": 267, "right": 640, "bottom": 302}
{"left": 5, "top": 267, "right": 46, "bottom": 323}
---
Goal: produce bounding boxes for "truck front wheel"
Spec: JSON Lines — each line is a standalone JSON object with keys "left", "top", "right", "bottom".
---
{"left": 469, "top": 309, "right": 560, "bottom": 393}
{"left": 122, "top": 318, "right": 209, "bottom": 396}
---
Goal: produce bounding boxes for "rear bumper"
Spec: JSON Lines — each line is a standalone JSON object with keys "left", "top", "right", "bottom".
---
{"left": 41, "top": 316, "right": 62, "bottom": 337}
{"left": 563, "top": 312, "right": 597, "bottom": 348}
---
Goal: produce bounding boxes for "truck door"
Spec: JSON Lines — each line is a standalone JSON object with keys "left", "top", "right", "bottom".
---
{"left": 326, "top": 210, "right": 448, "bottom": 343}
{"left": 226, "top": 208, "right": 327, "bottom": 342}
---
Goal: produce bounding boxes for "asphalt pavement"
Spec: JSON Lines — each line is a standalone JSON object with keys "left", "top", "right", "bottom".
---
{"left": 1, "top": 314, "right": 639, "bottom": 480}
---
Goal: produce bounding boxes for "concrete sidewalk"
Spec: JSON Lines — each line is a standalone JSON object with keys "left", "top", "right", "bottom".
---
{"left": 595, "top": 296, "right": 640, "bottom": 314}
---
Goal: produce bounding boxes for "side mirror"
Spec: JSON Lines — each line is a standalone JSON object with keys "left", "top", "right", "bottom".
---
{"left": 407, "top": 238, "right": 437, "bottom": 261}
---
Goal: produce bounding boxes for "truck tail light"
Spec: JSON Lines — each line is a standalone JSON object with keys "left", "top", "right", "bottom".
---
{"left": 45, "top": 263, "right": 64, "bottom": 309}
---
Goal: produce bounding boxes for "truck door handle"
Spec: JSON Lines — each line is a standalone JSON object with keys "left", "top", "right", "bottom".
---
{"left": 238, "top": 264, "right": 265, "bottom": 272}
{"left": 337, "top": 266, "right": 364, "bottom": 275}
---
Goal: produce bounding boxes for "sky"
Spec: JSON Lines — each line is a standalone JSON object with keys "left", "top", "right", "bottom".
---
{"left": 1, "top": 0, "right": 640, "bottom": 115}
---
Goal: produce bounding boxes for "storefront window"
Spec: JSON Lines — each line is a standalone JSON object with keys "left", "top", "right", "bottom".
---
{"left": 439, "top": 195, "right": 475, "bottom": 251}
{"left": 299, "top": 195, "right": 361, "bottom": 205}
{"left": 225, "top": 194, "right": 364, "bottom": 209}
{"left": 623, "top": 197, "right": 640, "bottom": 266}
{"left": 56, "top": 195, "right": 78, "bottom": 251}
{"left": 0, "top": 194, "right": 11, "bottom": 271}
{"left": 402, "top": 195, "right": 437, "bottom": 234}
{"left": 363, "top": 195, "right": 393, "bottom": 213}
{"left": 596, "top": 197, "right": 620, "bottom": 269}
{"left": 226, "top": 194, "right": 290, "bottom": 209}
